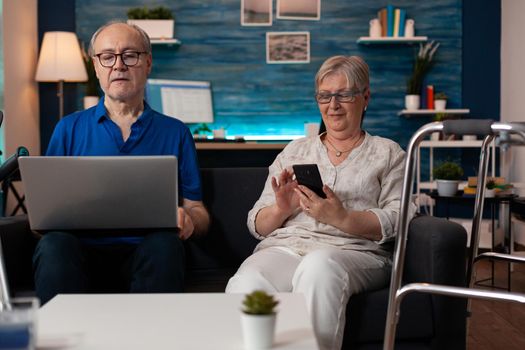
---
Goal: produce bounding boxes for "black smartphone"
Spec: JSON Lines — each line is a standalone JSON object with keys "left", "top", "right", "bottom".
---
{"left": 292, "top": 164, "right": 326, "bottom": 198}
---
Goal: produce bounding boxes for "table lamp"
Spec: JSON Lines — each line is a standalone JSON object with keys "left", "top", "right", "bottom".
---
{"left": 35, "top": 31, "right": 88, "bottom": 118}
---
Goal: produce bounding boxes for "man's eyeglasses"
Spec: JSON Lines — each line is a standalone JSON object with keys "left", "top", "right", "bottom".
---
{"left": 94, "top": 51, "right": 148, "bottom": 68}
{"left": 315, "top": 89, "right": 366, "bottom": 104}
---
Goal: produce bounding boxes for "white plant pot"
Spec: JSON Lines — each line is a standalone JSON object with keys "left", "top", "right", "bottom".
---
{"left": 240, "top": 313, "right": 276, "bottom": 350}
{"left": 83, "top": 96, "right": 99, "bottom": 109}
{"left": 462, "top": 135, "right": 477, "bottom": 141}
{"left": 430, "top": 132, "right": 440, "bottom": 141}
{"left": 213, "top": 128, "right": 226, "bottom": 139}
{"left": 485, "top": 189, "right": 495, "bottom": 198}
{"left": 434, "top": 99, "right": 447, "bottom": 111}
{"left": 127, "top": 19, "right": 174, "bottom": 39}
{"left": 436, "top": 179, "right": 460, "bottom": 197}
{"left": 405, "top": 95, "right": 420, "bottom": 110}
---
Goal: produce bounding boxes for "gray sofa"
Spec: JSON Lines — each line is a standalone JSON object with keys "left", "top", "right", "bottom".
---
{"left": 1, "top": 167, "right": 468, "bottom": 349}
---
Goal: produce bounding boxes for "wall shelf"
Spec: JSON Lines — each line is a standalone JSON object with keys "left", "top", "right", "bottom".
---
{"left": 357, "top": 36, "right": 428, "bottom": 44}
{"left": 151, "top": 38, "right": 181, "bottom": 46}
{"left": 398, "top": 108, "right": 470, "bottom": 117}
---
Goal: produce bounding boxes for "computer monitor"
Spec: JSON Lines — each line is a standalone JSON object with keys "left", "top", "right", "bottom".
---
{"left": 145, "top": 79, "right": 214, "bottom": 124}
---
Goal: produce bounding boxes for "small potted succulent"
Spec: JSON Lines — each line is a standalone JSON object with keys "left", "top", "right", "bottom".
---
{"left": 240, "top": 290, "right": 279, "bottom": 350}
{"left": 433, "top": 161, "right": 464, "bottom": 196}
{"left": 434, "top": 92, "right": 447, "bottom": 111}
{"left": 485, "top": 179, "right": 496, "bottom": 198}
{"left": 127, "top": 6, "right": 175, "bottom": 40}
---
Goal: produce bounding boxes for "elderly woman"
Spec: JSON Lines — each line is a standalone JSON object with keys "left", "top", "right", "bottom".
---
{"left": 226, "top": 55, "right": 414, "bottom": 350}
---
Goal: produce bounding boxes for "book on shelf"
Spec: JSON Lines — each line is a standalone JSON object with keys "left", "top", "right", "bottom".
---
{"left": 378, "top": 8, "right": 387, "bottom": 37}
{"left": 394, "top": 9, "right": 400, "bottom": 37}
{"left": 386, "top": 5, "right": 395, "bottom": 37}
{"left": 398, "top": 9, "right": 406, "bottom": 36}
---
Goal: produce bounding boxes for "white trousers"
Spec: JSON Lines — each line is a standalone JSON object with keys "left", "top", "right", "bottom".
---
{"left": 225, "top": 246, "right": 391, "bottom": 350}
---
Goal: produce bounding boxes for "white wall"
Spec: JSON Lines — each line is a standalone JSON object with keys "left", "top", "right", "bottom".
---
{"left": 3, "top": 0, "right": 40, "bottom": 157}
{"left": 2, "top": 0, "right": 39, "bottom": 214}
{"left": 501, "top": 0, "right": 525, "bottom": 244}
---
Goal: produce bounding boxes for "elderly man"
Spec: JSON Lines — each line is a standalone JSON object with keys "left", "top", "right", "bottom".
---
{"left": 33, "top": 22, "right": 210, "bottom": 304}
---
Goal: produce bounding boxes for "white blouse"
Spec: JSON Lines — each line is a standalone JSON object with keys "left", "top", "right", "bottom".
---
{"left": 247, "top": 132, "right": 416, "bottom": 257}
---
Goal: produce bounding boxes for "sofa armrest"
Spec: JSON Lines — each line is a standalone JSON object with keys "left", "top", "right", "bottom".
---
{"left": 405, "top": 215, "right": 468, "bottom": 349}
{"left": 405, "top": 215, "right": 467, "bottom": 285}
{"left": 0, "top": 215, "right": 36, "bottom": 294}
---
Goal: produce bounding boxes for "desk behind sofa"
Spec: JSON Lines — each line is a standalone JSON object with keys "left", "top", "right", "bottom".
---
{"left": 196, "top": 141, "right": 286, "bottom": 168}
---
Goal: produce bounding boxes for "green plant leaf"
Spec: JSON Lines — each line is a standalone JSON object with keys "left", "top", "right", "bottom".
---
{"left": 433, "top": 161, "right": 464, "bottom": 180}
{"left": 242, "top": 290, "right": 279, "bottom": 315}
{"left": 127, "top": 6, "right": 173, "bottom": 19}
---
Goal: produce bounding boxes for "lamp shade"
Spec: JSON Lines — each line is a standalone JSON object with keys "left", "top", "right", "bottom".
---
{"left": 35, "top": 31, "right": 88, "bottom": 82}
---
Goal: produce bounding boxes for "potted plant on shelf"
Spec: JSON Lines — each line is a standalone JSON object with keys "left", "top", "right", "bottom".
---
{"left": 485, "top": 179, "right": 496, "bottom": 198}
{"left": 127, "top": 6, "right": 175, "bottom": 40}
{"left": 82, "top": 44, "right": 99, "bottom": 109}
{"left": 192, "top": 123, "right": 212, "bottom": 139}
{"left": 434, "top": 92, "right": 447, "bottom": 111}
{"left": 406, "top": 41, "right": 440, "bottom": 110}
{"left": 433, "top": 160, "right": 464, "bottom": 197}
{"left": 240, "top": 290, "right": 279, "bottom": 350}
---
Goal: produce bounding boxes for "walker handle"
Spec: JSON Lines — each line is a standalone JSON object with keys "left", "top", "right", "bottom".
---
{"left": 442, "top": 119, "right": 494, "bottom": 136}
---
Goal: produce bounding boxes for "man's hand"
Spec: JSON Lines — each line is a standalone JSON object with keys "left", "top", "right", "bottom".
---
{"left": 179, "top": 199, "right": 210, "bottom": 239}
{"left": 177, "top": 207, "right": 195, "bottom": 240}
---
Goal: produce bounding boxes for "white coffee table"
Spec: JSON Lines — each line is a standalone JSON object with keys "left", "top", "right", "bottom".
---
{"left": 37, "top": 293, "right": 318, "bottom": 349}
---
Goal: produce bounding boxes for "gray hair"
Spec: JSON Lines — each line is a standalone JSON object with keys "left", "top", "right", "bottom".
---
{"left": 315, "top": 55, "right": 370, "bottom": 92}
{"left": 88, "top": 20, "right": 152, "bottom": 56}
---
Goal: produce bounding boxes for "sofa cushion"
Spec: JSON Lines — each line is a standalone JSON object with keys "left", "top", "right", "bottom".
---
{"left": 0, "top": 214, "right": 36, "bottom": 294}
{"left": 185, "top": 168, "right": 267, "bottom": 272}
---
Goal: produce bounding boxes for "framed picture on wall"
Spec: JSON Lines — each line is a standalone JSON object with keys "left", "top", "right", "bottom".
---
{"left": 241, "top": 0, "right": 272, "bottom": 26}
{"left": 276, "top": 0, "right": 321, "bottom": 21}
{"left": 266, "top": 32, "right": 310, "bottom": 64}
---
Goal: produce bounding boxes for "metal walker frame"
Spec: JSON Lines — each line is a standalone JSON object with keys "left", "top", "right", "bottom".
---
{"left": 383, "top": 120, "right": 525, "bottom": 350}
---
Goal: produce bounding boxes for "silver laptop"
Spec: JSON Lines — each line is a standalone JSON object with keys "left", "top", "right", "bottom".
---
{"left": 19, "top": 156, "right": 178, "bottom": 231}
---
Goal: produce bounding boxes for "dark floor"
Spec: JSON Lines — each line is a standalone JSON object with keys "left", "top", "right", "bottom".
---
{"left": 467, "top": 249, "right": 525, "bottom": 350}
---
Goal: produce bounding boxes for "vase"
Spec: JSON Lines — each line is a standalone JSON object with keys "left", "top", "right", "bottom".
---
{"left": 436, "top": 179, "right": 460, "bottom": 197}
{"left": 404, "top": 19, "right": 415, "bottom": 38}
{"left": 369, "top": 18, "right": 382, "bottom": 38}
{"left": 240, "top": 313, "right": 276, "bottom": 349}
{"left": 485, "top": 189, "right": 495, "bottom": 198}
{"left": 212, "top": 128, "right": 226, "bottom": 139}
{"left": 405, "top": 95, "right": 420, "bottom": 110}
{"left": 83, "top": 96, "right": 99, "bottom": 109}
{"left": 127, "top": 19, "right": 174, "bottom": 39}
{"left": 434, "top": 99, "right": 447, "bottom": 111}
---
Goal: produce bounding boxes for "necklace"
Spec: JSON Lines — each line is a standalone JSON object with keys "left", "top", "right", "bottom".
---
{"left": 324, "top": 132, "right": 363, "bottom": 157}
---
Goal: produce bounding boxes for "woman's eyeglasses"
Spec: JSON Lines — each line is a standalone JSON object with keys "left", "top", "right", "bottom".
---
{"left": 315, "top": 89, "right": 366, "bottom": 104}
